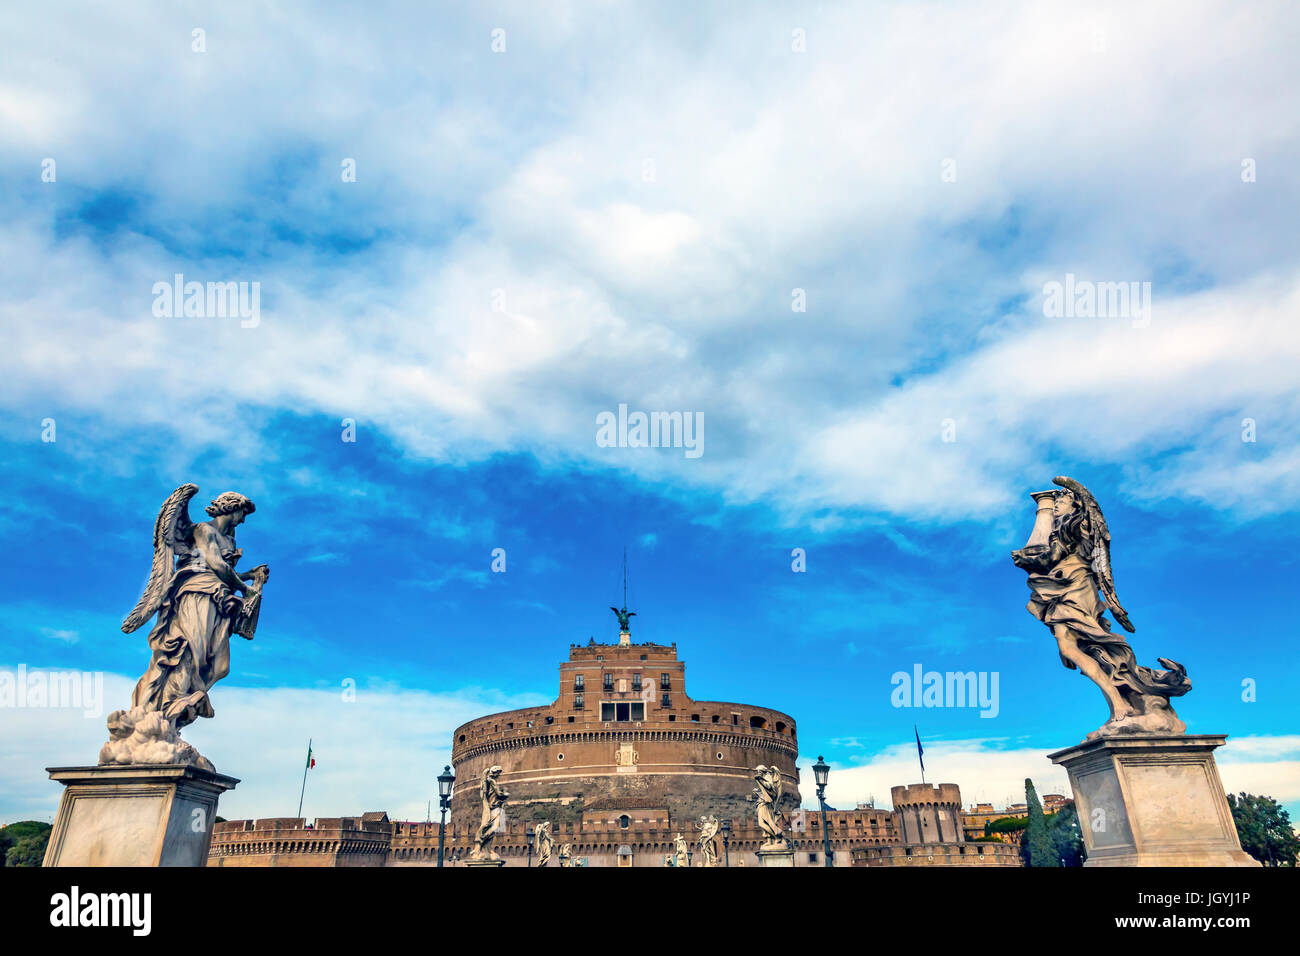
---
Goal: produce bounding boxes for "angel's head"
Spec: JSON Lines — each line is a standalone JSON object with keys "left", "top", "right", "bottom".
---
{"left": 206, "top": 492, "right": 256, "bottom": 527}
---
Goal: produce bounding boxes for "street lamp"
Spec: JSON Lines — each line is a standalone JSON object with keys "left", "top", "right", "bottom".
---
{"left": 436, "top": 764, "right": 454, "bottom": 868}
{"left": 527, "top": 825, "right": 535, "bottom": 867}
{"left": 721, "top": 818, "right": 731, "bottom": 867}
{"left": 813, "top": 755, "right": 832, "bottom": 867}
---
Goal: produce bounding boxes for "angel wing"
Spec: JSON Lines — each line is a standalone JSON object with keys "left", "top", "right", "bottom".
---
{"left": 121, "top": 484, "right": 199, "bottom": 633}
{"left": 1053, "top": 476, "right": 1135, "bottom": 632}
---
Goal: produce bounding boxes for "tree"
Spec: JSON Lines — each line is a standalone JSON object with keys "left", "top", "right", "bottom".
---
{"left": 1049, "top": 801, "right": 1086, "bottom": 867}
{"left": 0, "top": 822, "right": 51, "bottom": 867}
{"left": 1227, "top": 792, "right": 1299, "bottom": 867}
{"left": 1022, "top": 778, "right": 1056, "bottom": 867}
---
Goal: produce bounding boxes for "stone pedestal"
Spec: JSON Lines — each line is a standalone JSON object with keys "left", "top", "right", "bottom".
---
{"left": 756, "top": 845, "right": 795, "bottom": 867}
{"left": 1048, "top": 734, "right": 1258, "bottom": 867}
{"left": 463, "top": 857, "right": 506, "bottom": 868}
{"left": 43, "top": 764, "right": 239, "bottom": 867}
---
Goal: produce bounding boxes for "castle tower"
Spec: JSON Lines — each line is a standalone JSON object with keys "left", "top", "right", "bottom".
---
{"left": 890, "top": 783, "right": 965, "bottom": 845}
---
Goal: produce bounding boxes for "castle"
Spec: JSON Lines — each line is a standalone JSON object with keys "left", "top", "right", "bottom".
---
{"left": 211, "top": 630, "right": 1033, "bottom": 867}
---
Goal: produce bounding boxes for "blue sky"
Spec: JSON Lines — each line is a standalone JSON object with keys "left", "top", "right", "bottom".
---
{"left": 1, "top": 1, "right": 1298, "bottom": 824}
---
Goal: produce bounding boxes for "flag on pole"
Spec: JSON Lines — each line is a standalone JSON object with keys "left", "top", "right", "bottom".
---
{"left": 306, "top": 744, "right": 315, "bottom": 770}
{"left": 914, "top": 725, "right": 925, "bottom": 775}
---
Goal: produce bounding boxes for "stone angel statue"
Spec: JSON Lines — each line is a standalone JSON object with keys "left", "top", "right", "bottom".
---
{"left": 101, "top": 484, "right": 269, "bottom": 771}
{"left": 535, "top": 821, "right": 553, "bottom": 867}
{"left": 753, "top": 765, "right": 789, "bottom": 849}
{"left": 695, "top": 814, "right": 720, "bottom": 867}
{"left": 471, "top": 765, "right": 510, "bottom": 861}
{"left": 558, "top": 843, "right": 573, "bottom": 867}
{"left": 1012, "top": 476, "right": 1191, "bottom": 741}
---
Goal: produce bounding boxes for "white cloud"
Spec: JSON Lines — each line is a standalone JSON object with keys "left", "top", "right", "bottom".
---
{"left": 802, "top": 736, "right": 1300, "bottom": 811}
{"left": 0, "top": 1, "right": 1297, "bottom": 524}
{"left": 0, "top": 674, "right": 547, "bottom": 824}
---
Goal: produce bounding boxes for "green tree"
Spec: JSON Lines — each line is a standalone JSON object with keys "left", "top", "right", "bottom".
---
{"left": 985, "top": 815, "right": 1028, "bottom": 837}
{"left": 1022, "top": 778, "right": 1056, "bottom": 867}
{"left": 0, "top": 822, "right": 51, "bottom": 867}
{"left": 1227, "top": 792, "right": 1299, "bottom": 867}
{"left": 1049, "top": 801, "right": 1086, "bottom": 867}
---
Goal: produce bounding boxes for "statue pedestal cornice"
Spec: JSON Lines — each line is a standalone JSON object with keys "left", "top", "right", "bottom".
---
{"left": 1048, "top": 735, "right": 1259, "bottom": 867}
{"left": 756, "top": 845, "right": 795, "bottom": 867}
{"left": 43, "top": 764, "right": 238, "bottom": 867}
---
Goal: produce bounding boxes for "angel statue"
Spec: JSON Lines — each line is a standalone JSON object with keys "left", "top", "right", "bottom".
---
{"left": 610, "top": 605, "right": 636, "bottom": 634}
{"left": 534, "top": 821, "right": 553, "bottom": 867}
{"left": 673, "top": 831, "right": 690, "bottom": 868}
{"left": 471, "top": 765, "right": 510, "bottom": 861}
{"left": 101, "top": 484, "right": 269, "bottom": 771}
{"left": 753, "top": 765, "right": 790, "bottom": 850}
{"left": 1012, "top": 476, "right": 1192, "bottom": 741}
{"left": 696, "top": 814, "right": 720, "bottom": 867}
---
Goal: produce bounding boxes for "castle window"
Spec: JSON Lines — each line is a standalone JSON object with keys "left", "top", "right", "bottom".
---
{"left": 691, "top": 714, "right": 700, "bottom": 722}
{"left": 619, "top": 815, "right": 630, "bottom": 830}
{"left": 659, "top": 673, "right": 671, "bottom": 689}
{"left": 640, "top": 654, "right": 647, "bottom": 660}
{"left": 809, "top": 853, "right": 818, "bottom": 863}
{"left": 632, "top": 674, "right": 641, "bottom": 691}
{"left": 711, "top": 715, "right": 720, "bottom": 724}
{"left": 775, "top": 721, "right": 786, "bottom": 733}
{"left": 604, "top": 674, "right": 614, "bottom": 690}
{"left": 557, "top": 753, "right": 564, "bottom": 761}
{"left": 601, "top": 701, "right": 645, "bottom": 722}
{"left": 661, "top": 694, "right": 671, "bottom": 708}
{"left": 750, "top": 716, "right": 767, "bottom": 729}
{"left": 574, "top": 695, "right": 584, "bottom": 709}
{"left": 546, "top": 716, "right": 553, "bottom": 725}
{"left": 574, "top": 675, "right": 585, "bottom": 690}
{"left": 568, "top": 715, "right": 575, "bottom": 722}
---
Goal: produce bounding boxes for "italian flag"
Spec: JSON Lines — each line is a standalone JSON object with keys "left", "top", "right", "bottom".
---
{"left": 306, "top": 745, "right": 315, "bottom": 770}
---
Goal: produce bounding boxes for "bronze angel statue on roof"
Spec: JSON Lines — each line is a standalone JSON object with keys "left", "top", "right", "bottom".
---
{"left": 100, "top": 484, "right": 269, "bottom": 771}
{"left": 1012, "top": 476, "right": 1190, "bottom": 741}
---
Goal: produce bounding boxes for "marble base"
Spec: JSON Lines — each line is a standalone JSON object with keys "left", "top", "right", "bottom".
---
{"left": 43, "top": 764, "right": 238, "bottom": 867}
{"left": 1048, "top": 734, "right": 1259, "bottom": 867}
{"left": 463, "top": 857, "right": 507, "bottom": 868}
{"left": 756, "top": 845, "right": 795, "bottom": 867}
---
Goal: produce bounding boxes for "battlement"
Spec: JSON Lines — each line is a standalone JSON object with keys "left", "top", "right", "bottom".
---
{"left": 891, "top": 783, "right": 963, "bottom": 808}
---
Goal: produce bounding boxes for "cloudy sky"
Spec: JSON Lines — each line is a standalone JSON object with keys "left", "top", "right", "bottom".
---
{"left": 1, "top": 1, "right": 1297, "bottom": 825}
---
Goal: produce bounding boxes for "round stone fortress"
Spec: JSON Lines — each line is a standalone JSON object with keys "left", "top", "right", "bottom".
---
{"left": 450, "top": 636, "right": 801, "bottom": 831}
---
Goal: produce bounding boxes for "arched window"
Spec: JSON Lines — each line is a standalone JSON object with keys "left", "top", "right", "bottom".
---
{"left": 619, "top": 815, "right": 630, "bottom": 830}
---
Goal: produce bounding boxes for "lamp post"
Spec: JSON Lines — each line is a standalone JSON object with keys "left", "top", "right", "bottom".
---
{"left": 813, "top": 755, "right": 833, "bottom": 867}
{"left": 721, "top": 818, "right": 731, "bottom": 867}
{"left": 687, "top": 847, "right": 693, "bottom": 868}
{"left": 436, "top": 764, "right": 454, "bottom": 868}
{"left": 526, "top": 825, "right": 535, "bottom": 868}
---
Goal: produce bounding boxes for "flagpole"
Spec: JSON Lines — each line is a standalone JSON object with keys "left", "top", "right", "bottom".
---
{"left": 297, "top": 738, "right": 312, "bottom": 818}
